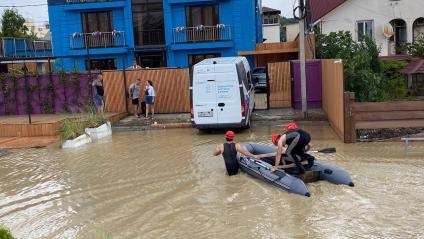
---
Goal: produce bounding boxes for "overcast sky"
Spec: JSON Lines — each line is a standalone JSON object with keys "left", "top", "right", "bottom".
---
{"left": 0, "top": 0, "right": 293, "bottom": 27}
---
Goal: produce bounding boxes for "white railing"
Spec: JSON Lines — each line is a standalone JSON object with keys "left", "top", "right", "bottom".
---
{"left": 69, "top": 31, "right": 126, "bottom": 49}
{"left": 0, "top": 37, "right": 52, "bottom": 57}
{"left": 172, "top": 25, "right": 232, "bottom": 44}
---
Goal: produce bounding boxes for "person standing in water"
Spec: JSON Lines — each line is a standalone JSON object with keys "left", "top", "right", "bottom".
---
{"left": 213, "top": 131, "right": 259, "bottom": 176}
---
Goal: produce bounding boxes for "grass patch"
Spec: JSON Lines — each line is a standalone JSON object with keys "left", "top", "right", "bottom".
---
{"left": 0, "top": 226, "right": 15, "bottom": 239}
{"left": 85, "top": 105, "right": 107, "bottom": 128}
{"left": 58, "top": 118, "right": 86, "bottom": 142}
{"left": 58, "top": 105, "right": 108, "bottom": 146}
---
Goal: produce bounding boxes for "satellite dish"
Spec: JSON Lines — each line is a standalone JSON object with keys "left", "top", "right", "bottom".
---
{"left": 383, "top": 23, "right": 394, "bottom": 38}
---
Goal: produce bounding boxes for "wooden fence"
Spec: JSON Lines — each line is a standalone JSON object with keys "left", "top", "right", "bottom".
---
{"left": 102, "top": 68, "right": 190, "bottom": 114}
{"left": 344, "top": 92, "right": 424, "bottom": 143}
{"left": 321, "top": 59, "right": 345, "bottom": 141}
{"left": 267, "top": 62, "right": 292, "bottom": 108}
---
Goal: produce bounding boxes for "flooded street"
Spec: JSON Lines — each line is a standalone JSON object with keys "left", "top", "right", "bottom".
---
{"left": 1, "top": 123, "right": 424, "bottom": 239}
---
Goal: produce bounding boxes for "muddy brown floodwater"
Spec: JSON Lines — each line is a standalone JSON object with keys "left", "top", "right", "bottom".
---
{"left": 1, "top": 122, "right": 424, "bottom": 239}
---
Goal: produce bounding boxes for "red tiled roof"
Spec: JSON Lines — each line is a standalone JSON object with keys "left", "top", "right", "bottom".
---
{"left": 262, "top": 6, "right": 281, "bottom": 14}
{"left": 400, "top": 59, "right": 424, "bottom": 74}
{"left": 309, "top": 0, "right": 346, "bottom": 23}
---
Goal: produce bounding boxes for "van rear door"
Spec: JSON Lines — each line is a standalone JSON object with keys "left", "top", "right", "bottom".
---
{"left": 215, "top": 64, "right": 242, "bottom": 124}
{"left": 193, "top": 65, "right": 218, "bottom": 125}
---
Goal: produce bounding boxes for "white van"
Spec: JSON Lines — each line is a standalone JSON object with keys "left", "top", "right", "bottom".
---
{"left": 190, "top": 57, "right": 255, "bottom": 129}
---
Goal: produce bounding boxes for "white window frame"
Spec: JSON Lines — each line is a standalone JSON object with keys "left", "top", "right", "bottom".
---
{"left": 357, "top": 20, "right": 374, "bottom": 42}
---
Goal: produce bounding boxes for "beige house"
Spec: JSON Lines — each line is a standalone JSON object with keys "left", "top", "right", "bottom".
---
{"left": 262, "top": 7, "right": 281, "bottom": 43}
{"left": 309, "top": 0, "right": 424, "bottom": 56}
{"left": 24, "top": 19, "right": 50, "bottom": 39}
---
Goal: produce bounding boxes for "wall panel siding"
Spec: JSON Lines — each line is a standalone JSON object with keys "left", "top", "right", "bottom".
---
{"left": 102, "top": 68, "right": 190, "bottom": 114}
{"left": 321, "top": 59, "right": 344, "bottom": 140}
{"left": 267, "top": 62, "right": 291, "bottom": 108}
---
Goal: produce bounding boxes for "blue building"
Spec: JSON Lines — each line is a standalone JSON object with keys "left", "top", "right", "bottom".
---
{"left": 47, "top": 0, "right": 263, "bottom": 71}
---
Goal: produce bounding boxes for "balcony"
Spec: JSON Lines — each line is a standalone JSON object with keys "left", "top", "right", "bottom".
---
{"left": 0, "top": 38, "right": 52, "bottom": 58}
{"left": 172, "top": 25, "right": 232, "bottom": 44}
{"left": 70, "top": 31, "right": 126, "bottom": 49}
{"left": 134, "top": 30, "right": 165, "bottom": 46}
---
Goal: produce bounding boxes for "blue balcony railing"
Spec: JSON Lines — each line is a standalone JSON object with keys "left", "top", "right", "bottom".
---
{"left": 172, "top": 25, "right": 232, "bottom": 44}
{"left": 70, "top": 31, "right": 126, "bottom": 49}
{"left": 0, "top": 38, "right": 52, "bottom": 58}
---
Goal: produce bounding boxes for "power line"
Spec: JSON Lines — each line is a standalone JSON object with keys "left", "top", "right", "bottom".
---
{"left": 0, "top": 4, "right": 47, "bottom": 8}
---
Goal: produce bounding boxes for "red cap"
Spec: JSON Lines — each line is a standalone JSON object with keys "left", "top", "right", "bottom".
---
{"left": 225, "top": 131, "right": 235, "bottom": 139}
{"left": 271, "top": 133, "right": 280, "bottom": 145}
{"left": 285, "top": 122, "right": 298, "bottom": 131}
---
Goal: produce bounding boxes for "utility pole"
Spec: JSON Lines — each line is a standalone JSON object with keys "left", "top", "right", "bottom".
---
{"left": 298, "top": 0, "right": 308, "bottom": 119}
{"left": 85, "top": 34, "right": 93, "bottom": 98}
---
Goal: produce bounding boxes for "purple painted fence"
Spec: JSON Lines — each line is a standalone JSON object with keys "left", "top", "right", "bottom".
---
{"left": 292, "top": 60, "right": 322, "bottom": 109}
{"left": 0, "top": 73, "right": 95, "bottom": 115}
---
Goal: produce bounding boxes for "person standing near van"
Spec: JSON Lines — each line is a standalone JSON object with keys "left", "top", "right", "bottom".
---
{"left": 92, "top": 74, "right": 104, "bottom": 113}
{"left": 213, "top": 131, "right": 259, "bottom": 176}
{"left": 145, "top": 80, "right": 155, "bottom": 118}
{"left": 129, "top": 79, "right": 141, "bottom": 117}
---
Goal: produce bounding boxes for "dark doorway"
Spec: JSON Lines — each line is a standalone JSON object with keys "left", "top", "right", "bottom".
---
{"left": 136, "top": 51, "right": 166, "bottom": 68}
{"left": 132, "top": 0, "right": 165, "bottom": 46}
{"left": 390, "top": 19, "right": 407, "bottom": 54}
{"left": 188, "top": 53, "right": 221, "bottom": 69}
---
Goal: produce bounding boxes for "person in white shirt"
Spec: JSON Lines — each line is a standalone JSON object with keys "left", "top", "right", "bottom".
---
{"left": 145, "top": 80, "right": 155, "bottom": 118}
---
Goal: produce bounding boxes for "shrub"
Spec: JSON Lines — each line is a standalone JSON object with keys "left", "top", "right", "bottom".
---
{"left": 381, "top": 60, "right": 409, "bottom": 99}
{"left": 0, "top": 226, "right": 15, "bottom": 239}
{"left": 58, "top": 118, "right": 86, "bottom": 142}
{"left": 316, "top": 31, "right": 387, "bottom": 102}
{"left": 84, "top": 105, "right": 107, "bottom": 128}
{"left": 406, "top": 36, "right": 424, "bottom": 57}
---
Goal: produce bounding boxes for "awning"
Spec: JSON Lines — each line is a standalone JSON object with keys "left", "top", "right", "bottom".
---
{"left": 400, "top": 59, "right": 424, "bottom": 74}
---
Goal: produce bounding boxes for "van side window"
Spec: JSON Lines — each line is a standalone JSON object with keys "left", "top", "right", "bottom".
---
{"left": 236, "top": 63, "right": 249, "bottom": 88}
{"left": 247, "top": 71, "right": 252, "bottom": 90}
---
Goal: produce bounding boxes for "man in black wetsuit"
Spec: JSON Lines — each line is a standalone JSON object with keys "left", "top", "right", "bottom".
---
{"left": 213, "top": 131, "right": 259, "bottom": 176}
{"left": 271, "top": 122, "right": 312, "bottom": 174}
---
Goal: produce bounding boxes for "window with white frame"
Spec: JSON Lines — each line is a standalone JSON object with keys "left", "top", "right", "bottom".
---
{"left": 357, "top": 20, "right": 373, "bottom": 42}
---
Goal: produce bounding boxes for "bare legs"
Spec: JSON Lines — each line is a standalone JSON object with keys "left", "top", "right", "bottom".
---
{"left": 146, "top": 104, "right": 154, "bottom": 118}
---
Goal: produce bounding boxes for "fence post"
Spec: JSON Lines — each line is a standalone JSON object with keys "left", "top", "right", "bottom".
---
{"left": 122, "top": 57, "right": 129, "bottom": 113}
{"left": 344, "top": 91, "right": 356, "bottom": 143}
{"left": 23, "top": 67, "right": 32, "bottom": 124}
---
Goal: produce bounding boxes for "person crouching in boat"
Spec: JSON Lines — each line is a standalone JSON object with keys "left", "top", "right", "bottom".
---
{"left": 271, "top": 122, "right": 312, "bottom": 174}
{"left": 213, "top": 131, "right": 259, "bottom": 176}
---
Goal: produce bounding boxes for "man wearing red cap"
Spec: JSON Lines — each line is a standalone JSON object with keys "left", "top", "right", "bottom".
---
{"left": 271, "top": 122, "right": 312, "bottom": 174}
{"left": 213, "top": 131, "right": 259, "bottom": 176}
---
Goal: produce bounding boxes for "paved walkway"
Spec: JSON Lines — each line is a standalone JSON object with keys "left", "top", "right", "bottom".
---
{"left": 113, "top": 109, "right": 326, "bottom": 131}
{"left": 0, "top": 136, "right": 59, "bottom": 149}
{"left": 113, "top": 113, "right": 191, "bottom": 131}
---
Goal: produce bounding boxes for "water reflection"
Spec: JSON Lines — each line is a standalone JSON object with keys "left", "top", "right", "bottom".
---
{"left": 0, "top": 123, "right": 423, "bottom": 238}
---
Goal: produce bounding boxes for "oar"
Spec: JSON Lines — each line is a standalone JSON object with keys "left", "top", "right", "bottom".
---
{"left": 310, "top": 147, "right": 336, "bottom": 154}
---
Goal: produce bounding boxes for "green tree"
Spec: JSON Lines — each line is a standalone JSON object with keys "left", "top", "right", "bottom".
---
{"left": 406, "top": 36, "right": 424, "bottom": 57}
{"left": 316, "top": 31, "right": 386, "bottom": 102}
{"left": 381, "top": 60, "right": 409, "bottom": 99}
{"left": 0, "top": 226, "right": 15, "bottom": 239}
{"left": 0, "top": 8, "right": 28, "bottom": 38}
